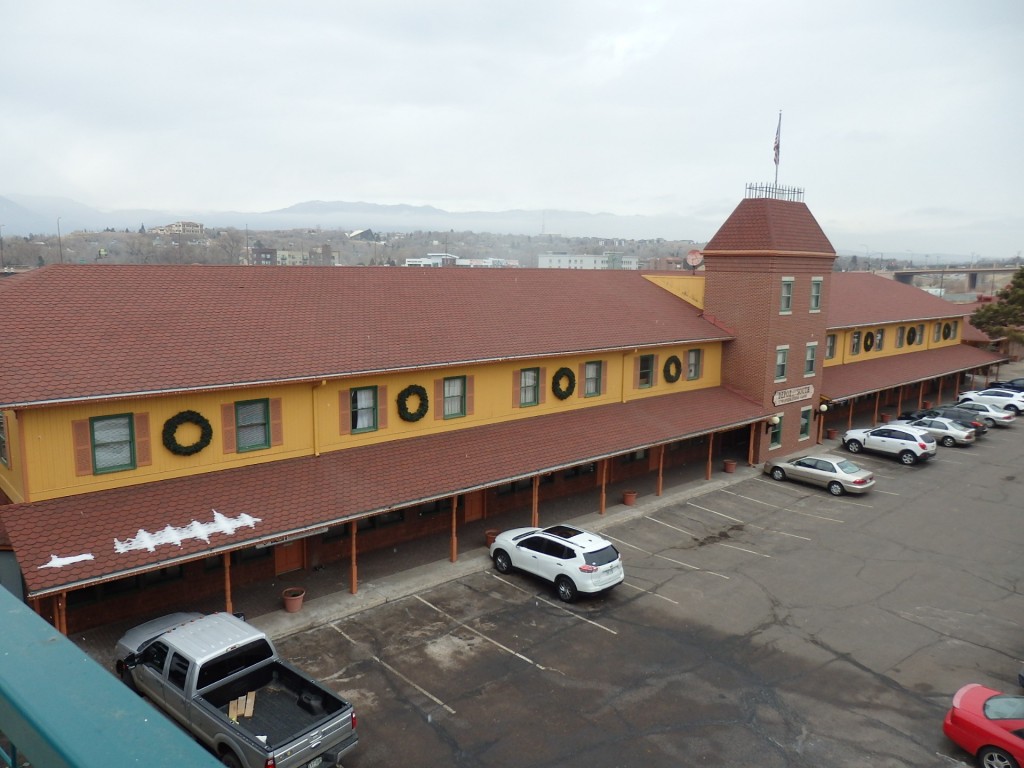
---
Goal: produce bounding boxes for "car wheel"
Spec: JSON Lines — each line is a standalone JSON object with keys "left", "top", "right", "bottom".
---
{"left": 827, "top": 481, "right": 845, "bottom": 496}
{"left": 898, "top": 450, "right": 918, "bottom": 465}
{"left": 220, "top": 751, "right": 244, "bottom": 768}
{"left": 555, "top": 576, "right": 578, "bottom": 602}
{"left": 941, "top": 436, "right": 956, "bottom": 447}
{"left": 845, "top": 439, "right": 863, "bottom": 453}
{"left": 1007, "top": 405, "right": 1021, "bottom": 415}
{"left": 770, "top": 467, "right": 786, "bottom": 481}
{"left": 978, "top": 746, "right": 1019, "bottom": 768}
{"left": 493, "top": 549, "right": 513, "bottom": 574}
{"left": 984, "top": 417, "right": 996, "bottom": 427}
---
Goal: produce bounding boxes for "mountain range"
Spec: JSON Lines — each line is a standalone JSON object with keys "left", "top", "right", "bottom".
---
{"left": 0, "top": 194, "right": 711, "bottom": 242}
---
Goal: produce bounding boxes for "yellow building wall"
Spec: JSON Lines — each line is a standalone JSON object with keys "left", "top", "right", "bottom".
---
{"left": 17, "top": 342, "right": 722, "bottom": 502}
{"left": 823, "top": 318, "right": 964, "bottom": 367}
{"left": 642, "top": 274, "right": 705, "bottom": 309}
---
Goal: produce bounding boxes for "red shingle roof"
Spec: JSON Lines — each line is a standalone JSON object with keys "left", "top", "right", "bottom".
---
{"left": 704, "top": 197, "right": 835, "bottom": 254}
{"left": 827, "top": 273, "right": 980, "bottom": 329}
{"left": 2, "top": 387, "right": 768, "bottom": 597}
{"left": 821, "top": 345, "right": 1006, "bottom": 401}
{"left": 0, "top": 265, "right": 731, "bottom": 408}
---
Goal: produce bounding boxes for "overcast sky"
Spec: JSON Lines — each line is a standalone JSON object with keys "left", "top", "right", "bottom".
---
{"left": 3, "top": 1, "right": 1022, "bottom": 258}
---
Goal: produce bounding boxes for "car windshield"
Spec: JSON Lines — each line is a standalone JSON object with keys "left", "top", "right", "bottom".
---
{"left": 584, "top": 545, "right": 620, "bottom": 567}
{"left": 836, "top": 460, "right": 863, "bottom": 474}
{"left": 983, "top": 695, "right": 1024, "bottom": 721}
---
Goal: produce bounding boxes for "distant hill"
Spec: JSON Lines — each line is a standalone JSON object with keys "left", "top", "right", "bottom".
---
{"left": 0, "top": 194, "right": 712, "bottom": 242}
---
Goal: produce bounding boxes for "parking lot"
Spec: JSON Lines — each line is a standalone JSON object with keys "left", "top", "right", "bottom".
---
{"left": 264, "top": 421, "right": 1024, "bottom": 767}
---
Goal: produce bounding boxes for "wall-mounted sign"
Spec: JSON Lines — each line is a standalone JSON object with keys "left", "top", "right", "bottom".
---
{"left": 773, "top": 384, "right": 814, "bottom": 406}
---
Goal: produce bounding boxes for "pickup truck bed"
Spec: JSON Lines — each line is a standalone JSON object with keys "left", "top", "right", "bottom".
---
{"left": 203, "top": 662, "right": 346, "bottom": 748}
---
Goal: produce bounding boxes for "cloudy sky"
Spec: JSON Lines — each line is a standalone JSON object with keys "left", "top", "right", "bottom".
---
{"left": 3, "top": 1, "right": 1022, "bottom": 258}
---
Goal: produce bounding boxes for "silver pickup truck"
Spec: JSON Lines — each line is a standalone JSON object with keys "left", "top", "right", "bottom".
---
{"left": 114, "top": 612, "right": 358, "bottom": 768}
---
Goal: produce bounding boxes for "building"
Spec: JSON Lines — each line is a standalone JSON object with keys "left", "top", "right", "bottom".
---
{"left": 538, "top": 251, "right": 639, "bottom": 270}
{"left": 148, "top": 221, "right": 205, "bottom": 236}
{"left": 0, "top": 189, "right": 1006, "bottom": 634}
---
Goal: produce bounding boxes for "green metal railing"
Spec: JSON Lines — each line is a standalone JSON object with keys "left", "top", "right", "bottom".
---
{"left": 0, "top": 588, "right": 220, "bottom": 768}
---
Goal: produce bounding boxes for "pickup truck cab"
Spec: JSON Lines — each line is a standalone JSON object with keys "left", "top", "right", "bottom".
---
{"left": 115, "top": 612, "right": 357, "bottom": 768}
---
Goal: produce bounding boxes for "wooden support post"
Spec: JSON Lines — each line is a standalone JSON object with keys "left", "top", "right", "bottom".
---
{"left": 349, "top": 520, "right": 358, "bottom": 595}
{"left": 847, "top": 400, "right": 854, "bottom": 430}
{"left": 705, "top": 432, "right": 714, "bottom": 480}
{"left": 918, "top": 381, "right": 925, "bottom": 408}
{"left": 656, "top": 444, "right": 665, "bottom": 496}
{"left": 873, "top": 392, "right": 881, "bottom": 424}
{"left": 747, "top": 423, "right": 756, "bottom": 466}
{"left": 937, "top": 376, "right": 944, "bottom": 404}
{"left": 897, "top": 385, "right": 903, "bottom": 415}
{"left": 450, "top": 496, "right": 458, "bottom": 562}
{"left": 55, "top": 593, "right": 67, "bottom": 635}
{"left": 223, "top": 552, "right": 233, "bottom": 615}
{"left": 599, "top": 459, "right": 607, "bottom": 515}
{"left": 530, "top": 476, "right": 539, "bottom": 528}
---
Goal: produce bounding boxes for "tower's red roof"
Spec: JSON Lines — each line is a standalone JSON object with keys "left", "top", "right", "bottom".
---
{"left": 704, "top": 197, "right": 835, "bottom": 254}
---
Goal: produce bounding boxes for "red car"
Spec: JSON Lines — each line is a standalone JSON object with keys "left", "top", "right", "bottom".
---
{"left": 944, "top": 683, "right": 1024, "bottom": 768}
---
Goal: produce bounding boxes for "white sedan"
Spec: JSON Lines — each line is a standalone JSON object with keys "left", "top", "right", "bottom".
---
{"left": 944, "top": 400, "right": 1017, "bottom": 427}
{"left": 957, "top": 388, "right": 1024, "bottom": 415}
{"left": 892, "top": 416, "right": 976, "bottom": 447}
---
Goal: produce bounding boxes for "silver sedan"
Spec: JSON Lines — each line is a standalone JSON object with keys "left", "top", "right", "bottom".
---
{"left": 764, "top": 455, "right": 876, "bottom": 495}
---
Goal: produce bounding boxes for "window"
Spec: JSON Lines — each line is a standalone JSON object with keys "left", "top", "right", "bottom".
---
{"left": 850, "top": 331, "right": 862, "bottom": 355}
{"left": 443, "top": 376, "right": 466, "bottom": 417}
{"left": 810, "top": 278, "right": 823, "bottom": 312}
{"left": 350, "top": 387, "right": 378, "bottom": 432}
{"left": 951, "top": 320, "right": 959, "bottom": 339}
{"left": 799, "top": 407, "right": 812, "bottom": 439}
{"left": 780, "top": 278, "right": 794, "bottom": 313}
{"left": 825, "top": 334, "right": 837, "bottom": 360}
{"left": 91, "top": 414, "right": 135, "bottom": 473}
{"left": 520, "top": 368, "right": 539, "bottom": 406}
{"left": 896, "top": 326, "right": 906, "bottom": 348}
{"left": 769, "top": 415, "right": 783, "bottom": 448}
{"left": 235, "top": 399, "right": 270, "bottom": 451}
{"left": 933, "top": 322, "right": 942, "bottom": 343}
{"left": 638, "top": 355, "right": 655, "bottom": 388}
{"left": 687, "top": 349, "right": 702, "bottom": 380}
{"left": 875, "top": 328, "right": 885, "bottom": 351}
{"left": 167, "top": 653, "right": 190, "bottom": 691}
{"left": 915, "top": 324, "right": 925, "bottom": 345}
{"left": 775, "top": 346, "right": 789, "bottom": 381}
{"left": 0, "top": 412, "right": 7, "bottom": 467}
{"left": 804, "top": 343, "right": 817, "bottom": 376}
{"left": 584, "top": 361, "right": 602, "bottom": 396}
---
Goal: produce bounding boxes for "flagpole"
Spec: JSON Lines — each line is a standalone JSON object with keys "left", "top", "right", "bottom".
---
{"left": 773, "top": 110, "right": 781, "bottom": 186}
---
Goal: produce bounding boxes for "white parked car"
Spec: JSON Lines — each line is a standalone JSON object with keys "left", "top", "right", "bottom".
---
{"left": 957, "top": 388, "right": 1024, "bottom": 415}
{"left": 892, "top": 416, "right": 976, "bottom": 447}
{"left": 841, "top": 425, "right": 937, "bottom": 465}
{"left": 489, "top": 524, "right": 624, "bottom": 601}
{"left": 944, "top": 400, "right": 1016, "bottom": 427}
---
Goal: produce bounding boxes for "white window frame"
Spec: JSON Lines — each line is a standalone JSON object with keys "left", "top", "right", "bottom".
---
{"left": 810, "top": 277, "right": 823, "bottom": 312}
{"left": 804, "top": 343, "right": 817, "bottom": 376}
{"left": 775, "top": 346, "right": 789, "bottom": 382}
{"left": 687, "top": 349, "right": 702, "bottom": 381}
{"left": 780, "top": 278, "right": 794, "bottom": 314}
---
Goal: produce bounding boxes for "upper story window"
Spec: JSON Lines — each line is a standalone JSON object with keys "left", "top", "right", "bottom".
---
{"left": 687, "top": 349, "right": 702, "bottom": 380}
{"left": 804, "top": 343, "right": 817, "bottom": 376}
{"left": 875, "top": 328, "right": 885, "bottom": 351}
{"left": 933, "top": 322, "right": 943, "bottom": 343}
{"left": 91, "top": 413, "right": 136, "bottom": 472}
{"left": 850, "top": 331, "right": 862, "bottom": 355}
{"left": 775, "top": 346, "right": 789, "bottom": 381}
{"left": 351, "top": 387, "right": 378, "bottom": 432}
{"left": 584, "top": 361, "right": 603, "bottom": 396}
{"left": 780, "top": 278, "right": 794, "bottom": 314}
{"left": 236, "top": 399, "right": 270, "bottom": 451}
{"left": 896, "top": 326, "right": 906, "bottom": 348}
{"left": 950, "top": 320, "right": 959, "bottom": 339}
{"left": 638, "top": 354, "right": 655, "bottom": 388}
{"left": 914, "top": 324, "right": 925, "bottom": 345}
{"left": 810, "top": 278, "right": 823, "bottom": 312}
{"left": 443, "top": 376, "right": 466, "bottom": 418}
{"left": 520, "top": 368, "right": 540, "bottom": 406}
{"left": 0, "top": 413, "right": 7, "bottom": 467}
{"left": 825, "top": 334, "right": 837, "bottom": 360}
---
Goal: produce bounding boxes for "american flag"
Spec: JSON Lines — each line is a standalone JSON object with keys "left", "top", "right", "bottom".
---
{"left": 773, "top": 112, "right": 781, "bottom": 166}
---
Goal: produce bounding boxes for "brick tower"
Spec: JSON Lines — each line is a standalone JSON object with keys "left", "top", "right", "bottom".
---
{"left": 702, "top": 185, "right": 837, "bottom": 461}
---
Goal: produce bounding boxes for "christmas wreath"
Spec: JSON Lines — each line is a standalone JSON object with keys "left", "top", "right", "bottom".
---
{"left": 162, "top": 410, "right": 213, "bottom": 456}
{"left": 663, "top": 355, "right": 682, "bottom": 383}
{"left": 552, "top": 367, "right": 576, "bottom": 400}
{"left": 397, "top": 384, "right": 429, "bottom": 422}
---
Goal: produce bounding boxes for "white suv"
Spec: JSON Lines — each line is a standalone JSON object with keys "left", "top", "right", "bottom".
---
{"left": 841, "top": 425, "right": 937, "bottom": 465}
{"left": 957, "top": 388, "right": 1024, "bottom": 415}
{"left": 490, "top": 524, "right": 624, "bottom": 601}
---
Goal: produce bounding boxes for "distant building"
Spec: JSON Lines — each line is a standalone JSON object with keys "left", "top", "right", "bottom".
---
{"left": 249, "top": 247, "right": 278, "bottom": 266}
{"left": 537, "top": 251, "right": 638, "bottom": 270}
{"left": 149, "top": 221, "right": 204, "bottom": 236}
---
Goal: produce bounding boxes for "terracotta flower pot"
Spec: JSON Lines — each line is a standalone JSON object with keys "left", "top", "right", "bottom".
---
{"left": 282, "top": 587, "right": 305, "bottom": 613}
{"left": 622, "top": 490, "right": 638, "bottom": 506}
{"left": 723, "top": 459, "right": 737, "bottom": 473}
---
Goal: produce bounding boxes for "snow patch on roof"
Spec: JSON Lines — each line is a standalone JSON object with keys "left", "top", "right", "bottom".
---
{"left": 39, "top": 553, "right": 95, "bottom": 569}
{"left": 113, "top": 510, "right": 262, "bottom": 554}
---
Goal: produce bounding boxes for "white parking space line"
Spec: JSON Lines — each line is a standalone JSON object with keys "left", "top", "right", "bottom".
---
{"left": 716, "top": 542, "right": 771, "bottom": 558}
{"left": 414, "top": 594, "right": 558, "bottom": 668}
{"left": 644, "top": 516, "right": 699, "bottom": 537}
{"left": 604, "top": 534, "right": 730, "bottom": 580}
{"left": 621, "top": 581, "right": 681, "bottom": 605}
{"left": 485, "top": 575, "right": 619, "bottom": 635}
{"left": 685, "top": 502, "right": 812, "bottom": 540}
{"left": 330, "top": 625, "right": 457, "bottom": 714}
{"left": 717, "top": 490, "right": 845, "bottom": 523}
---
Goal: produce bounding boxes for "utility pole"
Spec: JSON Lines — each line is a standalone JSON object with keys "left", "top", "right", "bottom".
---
{"left": 0, "top": 223, "right": 5, "bottom": 269}
{"left": 57, "top": 217, "right": 64, "bottom": 263}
